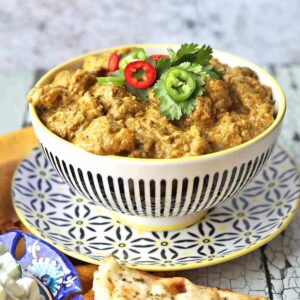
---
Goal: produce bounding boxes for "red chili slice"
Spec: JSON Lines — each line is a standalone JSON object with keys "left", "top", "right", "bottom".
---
{"left": 149, "top": 54, "right": 169, "bottom": 62}
{"left": 124, "top": 61, "right": 156, "bottom": 89}
{"left": 108, "top": 52, "right": 121, "bottom": 72}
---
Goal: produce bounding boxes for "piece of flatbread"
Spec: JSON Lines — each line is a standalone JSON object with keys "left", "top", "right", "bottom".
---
{"left": 91, "top": 256, "right": 266, "bottom": 300}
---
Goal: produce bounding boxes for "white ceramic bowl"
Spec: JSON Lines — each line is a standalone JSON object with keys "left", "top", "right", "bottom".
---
{"left": 29, "top": 44, "right": 286, "bottom": 231}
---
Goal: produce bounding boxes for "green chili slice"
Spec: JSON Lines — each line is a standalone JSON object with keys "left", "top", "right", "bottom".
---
{"left": 164, "top": 68, "right": 196, "bottom": 102}
{"left": 118, "top": 48, "right": 147, "bottom": 70}
{"left": 97, "top": 76, "right": 124, "bottom": 86}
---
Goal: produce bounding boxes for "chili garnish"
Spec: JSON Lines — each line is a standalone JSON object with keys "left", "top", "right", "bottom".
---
{"left": 149, "top": 54, "right": 169, "bottom": 62}
{"left": 108, "top": 53, "right": 121, "bottom": 72}
{"left": 119, "top": 48, "right": 147, "bottom": 70}
{"left": 164, "top": 67, "right": 196, "bottom": 102}
{"left": 97, "top": 76, "right": 124, "bottom": 86}
{"left": 124, "top": 61, "right": 156, "bottom": 89}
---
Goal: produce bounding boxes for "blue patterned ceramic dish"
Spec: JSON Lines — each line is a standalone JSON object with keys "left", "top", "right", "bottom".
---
{"left": 12, "top": 146, "right": 300, "bottom": 271}
{"left": 0, "top": 230, "right": 83, "bottom": 300}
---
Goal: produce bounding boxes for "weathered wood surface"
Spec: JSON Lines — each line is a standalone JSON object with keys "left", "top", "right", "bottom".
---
{"left": 0, "top": 63, "right": 299, "bottom": 299}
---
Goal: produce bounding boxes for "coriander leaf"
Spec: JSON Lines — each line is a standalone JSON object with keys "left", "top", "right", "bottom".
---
{"left": 177, "top": 62, "right": 205, "bottom": 75}
{"left": 168, "top": 44, "right": 199, "bottom": 66}
{"left": 146, "top": 57, "right": 156, "bottom": 68}
{"left": 168, "top": 43, "right": 199, "bottom": 66}
{"left": 125, "top": 83, "right": 148, "bottom": 102}
{"left": 194, "top": 44, "right": 213, "bottom": 66}
{"left": 175, "top": 43, "right": 199, "bottom": 58}
{"left": 159, "top": 89, "right": 183, "bottom": 120}
{"left": 155, "top": 57, "right": 171, "bottom": 78}
{"left": 184, "top": 63, "right": 203, "bottom": 75}
{"left": 167, "top": 48, "right": 176, "bottom": 61}
{"left": 168, "top": 43, "right": 213, "bottom": 67}
{"left": 202, "top": 64, "right": 213, "bottom": 70}
{"left": 194, "top": 76, "right": 206, "bottom": 96}
{"left": 177, "top": 97, "right": 196, "bottom": 115}
{"left": 203, "top": 65, "right": 224, "bottom": 79}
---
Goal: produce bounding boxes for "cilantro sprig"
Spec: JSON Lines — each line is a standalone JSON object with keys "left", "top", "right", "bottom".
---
{"left": 168, "top": 43, "right": 213, "bottom": 67}
{"left": 153, "top": 44, "right": 223, "bottom": 120}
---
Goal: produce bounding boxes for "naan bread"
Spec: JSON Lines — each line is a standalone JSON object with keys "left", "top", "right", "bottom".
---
{"left": 91, "top": 256, "right": 266, "bottom": 300}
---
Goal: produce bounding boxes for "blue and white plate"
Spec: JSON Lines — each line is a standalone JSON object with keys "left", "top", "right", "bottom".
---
{"left": 0, "top": 230, "right": 82, "bottom": 300}
{"left": 12, "top": 146, "right": 300, "bottom": 271}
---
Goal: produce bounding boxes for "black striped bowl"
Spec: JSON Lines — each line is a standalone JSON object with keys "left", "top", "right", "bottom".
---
{"left": 28, "top": 44, "right": 286, "bottom": 231}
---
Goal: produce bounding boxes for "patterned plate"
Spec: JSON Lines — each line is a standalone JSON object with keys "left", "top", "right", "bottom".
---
{"left": 12, "top": 146, "right": 300, "bottom": 271}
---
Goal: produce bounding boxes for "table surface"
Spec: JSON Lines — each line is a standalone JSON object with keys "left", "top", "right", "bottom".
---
{"left": 0, "top": 64, "right": 300, "bottom": 299}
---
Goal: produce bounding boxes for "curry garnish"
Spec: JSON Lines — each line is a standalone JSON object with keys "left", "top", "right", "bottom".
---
{"left": 97, "top": 43, "right": 223, "bottom": 120}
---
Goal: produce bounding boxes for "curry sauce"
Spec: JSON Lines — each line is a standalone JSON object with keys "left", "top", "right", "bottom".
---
{"left": 27, "top": 51, "right": 275, "bottom": 159}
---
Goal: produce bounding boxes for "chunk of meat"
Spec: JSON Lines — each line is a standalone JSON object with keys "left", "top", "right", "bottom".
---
{"left": 83, "top": 52, "right": 111, "bottom": 75}
{"left": 206, "top": 113, "right": 245, "bottom": 151}
{"left": 52, "top": 70, "right": 74, "bottom": 88}
{"left": 92, "top": 84, "right": 145, "bottom": 119}
{"left": 107, "top": 95, "right": 145, "bottom": 120}
{"left": 40, "top": 92, "right": 103, "bottom": 140}
{"left": 225, "top": 66, "right": 258, "bottom": 79}
{"left": 230, "top": 112, "right": 253, "bottom": 142}
{"left": 249, "top": 102, "right": 274, "bottom": 136}
{"left": 68, "top": 70, "right": 96, "bottom": 96}
{"left": 224, "top": 72, "right": 273, "bottom": 110}
{"left": 41, "top": 104, "right": 86, "bottom": 140}
{"left": 126, "top": 107, "right": 211, "bottom": 158}
{"left": 27, "top": 85, "right": 68, "bottom": 110}
{"left": 224, "top": 71, "right": 274, "bottom": 138}
{"left": 164, "top": 125, "right": 211, "bottom": 158}
{"left": 205, "top": 78, "right": 232, "bottom": 114}
{"left": 176, "top": 96, "right": 215, "bottom": 128}
{"left": 73, "top": 116, "right": 135, "bottom": 155}
{"left": 91, "top": 84, "right": 121, "bottom": 111}
{"left": 78, "top": 92, "right": 103, "bottom": 117}
{"left": 83, "top": 48, "right": 134, "bottom": 75}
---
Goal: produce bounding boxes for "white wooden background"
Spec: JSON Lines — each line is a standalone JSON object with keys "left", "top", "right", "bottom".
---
{"left": 1, "top": 1, "right": 300, "bottom": 299}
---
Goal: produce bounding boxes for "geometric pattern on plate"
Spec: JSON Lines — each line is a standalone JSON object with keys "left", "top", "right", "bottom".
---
{"left": 12, "top": 146, "right": 300, "bottom": 271}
